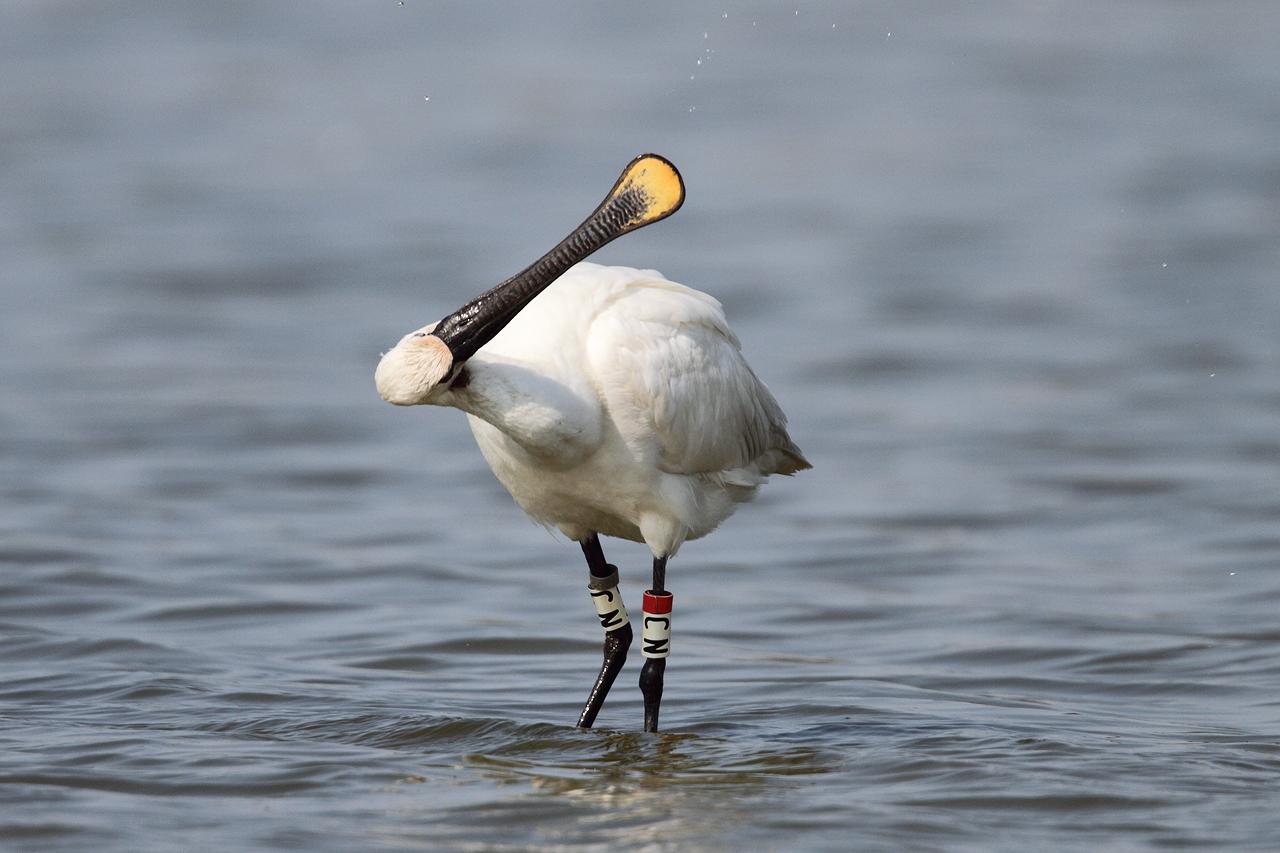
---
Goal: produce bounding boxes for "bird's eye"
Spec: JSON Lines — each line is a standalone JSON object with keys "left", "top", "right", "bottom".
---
{"left": 412, "top": 332, "right": 427, "bottom": 338}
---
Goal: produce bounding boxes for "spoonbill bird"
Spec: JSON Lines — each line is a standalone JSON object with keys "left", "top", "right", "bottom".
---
{"left": 375, "top": 155, "right": 809, "bottom": 731}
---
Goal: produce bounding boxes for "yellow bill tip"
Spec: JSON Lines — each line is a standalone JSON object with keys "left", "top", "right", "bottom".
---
{"left": 607, "top": 154, "right": 685, "bottom": 231}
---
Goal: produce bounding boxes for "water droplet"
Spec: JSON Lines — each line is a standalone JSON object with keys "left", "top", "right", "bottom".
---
{"left": 688, "top": 106, "right": 696, "bottom": 112}
{"left": 722, "top": 11, "right": 728, "bottom": 18}
{"left": 423, "top": 96, "right": 430, "bottom": 101}
{"left": 696, "top": 58, "right": 702, "bottom": 65}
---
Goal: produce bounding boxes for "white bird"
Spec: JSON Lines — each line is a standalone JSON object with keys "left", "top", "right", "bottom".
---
{"left": 375, "top": 155, "right": 809, "bottom": 731}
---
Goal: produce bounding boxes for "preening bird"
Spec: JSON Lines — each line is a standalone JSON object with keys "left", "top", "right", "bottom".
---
{"left": 375, "top": 155, "right": 809, "bottom": 731}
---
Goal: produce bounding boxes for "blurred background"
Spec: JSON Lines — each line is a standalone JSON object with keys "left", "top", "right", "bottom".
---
{"left": 2, "top": 2, "right": 1279, "bottom": 850}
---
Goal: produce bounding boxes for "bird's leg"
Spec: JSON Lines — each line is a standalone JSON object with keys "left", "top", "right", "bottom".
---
{"left": 577, "top": 534, "right": 633, "bottom": 729}
{"left": 639, "top": 554, "right": 672, "bottom": 733}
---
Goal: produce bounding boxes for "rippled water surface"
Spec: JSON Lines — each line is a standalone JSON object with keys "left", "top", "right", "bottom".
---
{"left": 4, "top": 2, "right": 1280, "bottom": 850}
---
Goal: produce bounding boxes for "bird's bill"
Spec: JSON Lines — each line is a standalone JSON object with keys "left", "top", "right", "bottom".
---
{"left": 429, "top": 154, "right": 684, "bottom": 365}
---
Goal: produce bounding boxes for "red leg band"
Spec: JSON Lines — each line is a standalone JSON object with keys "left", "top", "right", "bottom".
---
{"left": 642, "top": 590, "right": 673, "bottom": 614}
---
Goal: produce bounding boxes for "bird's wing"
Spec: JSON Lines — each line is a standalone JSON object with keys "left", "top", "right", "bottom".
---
{"left": 587, "top": 277, "right": 808, "bottom": 477}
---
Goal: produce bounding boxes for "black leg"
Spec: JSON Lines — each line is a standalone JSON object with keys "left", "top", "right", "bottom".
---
{"left": 639, "top": 554, "right": 671, "bottom": 733}
{"left": 577, "top": 534, "right": 632, "bottom": 729}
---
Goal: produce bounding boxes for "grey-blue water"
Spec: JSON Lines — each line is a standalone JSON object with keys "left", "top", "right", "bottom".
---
{"left": 3, "top": 2, "right": 1279, "bottom": 850}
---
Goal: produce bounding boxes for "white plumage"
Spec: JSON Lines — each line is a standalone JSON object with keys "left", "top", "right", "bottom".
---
{"left": 378, "top": 261, "right": 808, "bottom": 558}
{"left": 374, "top": 154, "right": 808, "bottom": 731}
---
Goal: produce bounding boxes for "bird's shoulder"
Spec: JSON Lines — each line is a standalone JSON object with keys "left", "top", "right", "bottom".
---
{"left": 551, "top": 262, "right": 735, "bottom": 342}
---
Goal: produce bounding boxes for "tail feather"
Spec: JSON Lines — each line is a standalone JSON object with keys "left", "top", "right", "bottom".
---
{"left": 776, "top": 446, "right": 812, "bottom": 475}
{"left": 769, "top": 431, "right": 812, "bottom": 476}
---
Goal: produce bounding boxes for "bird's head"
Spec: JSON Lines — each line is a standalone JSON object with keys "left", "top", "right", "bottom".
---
{"left": 375, "top": 322, "right": 456, "bottom": 406}
{"left": 374, "top": 154, "right": 684, "bottom": 407}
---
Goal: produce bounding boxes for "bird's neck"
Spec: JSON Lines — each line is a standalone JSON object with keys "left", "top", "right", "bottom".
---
{"left": 440, "top": 355, "right": 602, "bottom": 465}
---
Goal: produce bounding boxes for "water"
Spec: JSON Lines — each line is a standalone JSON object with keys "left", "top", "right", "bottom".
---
{"left": 3, "top": 1, "right": 1280, "bottom": 850}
